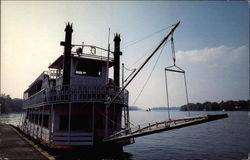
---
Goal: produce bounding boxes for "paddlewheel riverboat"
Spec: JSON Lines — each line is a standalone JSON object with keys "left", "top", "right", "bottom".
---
{"left": 20, "top": 22, "right": 227, "bottom": 151}
{"left": 20, "top": 23, "right": 132, "bottom": 150}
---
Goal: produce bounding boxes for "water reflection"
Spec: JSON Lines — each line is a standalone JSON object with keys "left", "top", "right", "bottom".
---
{"left": 0, "top": 113, "right": 22, "bottom": 126}
{"left": 49, "top": 149, "right": 133, "bottom": 160}
{"left": 1, "top": 111, "right": 248, "bottom": 160}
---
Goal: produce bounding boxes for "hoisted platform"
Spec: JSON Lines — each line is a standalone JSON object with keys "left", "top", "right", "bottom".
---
{"left": 103, "top": 114, "right": 228, "bottom": 143}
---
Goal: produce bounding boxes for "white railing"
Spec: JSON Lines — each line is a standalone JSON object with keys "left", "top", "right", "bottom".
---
{"left": 23, "top": 85, "right": 129, "bottom": 108}
{"left": 51, "top": 132, "right": 93, "bottom": 146}
{"left": 21, "top": 121, "right": 50, "bottom": 142}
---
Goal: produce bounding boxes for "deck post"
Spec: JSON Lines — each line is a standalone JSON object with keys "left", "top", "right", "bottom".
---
{"left": 113, "top": 103, "right": 115, "bottom": 129}
{"left": 49, "top": 104, "right": 53, "bottom": 145}
{"left": 41, "top": 105, "right": 44, "bottom": 139}
{"left": 127, "top": 105, "right": 130, "bottom": 131}
{"left": 19, "top": 111, "right": 24, "bottom": 129}
{"left": 23, "top": 111, "right": 27, "bottom": 131}
{"left": 27, "top": 109, "right": 29, "bottom": 134}
{"left": 21, "top": 111, "right": 24, "bottom": 131}
{"left": 68, "top": 103, "right": 72, "bottom": 144}
{"left": 105, "top": 104, "right": 108, "bottom": 137}
{"left": 27, "top": 109, "right": 30, "bottom": 134}
{"left": 30, "top": 109, "right": 33, "bottom": 135}
{"left": 32, "top": 108, "right": 36, "bottom": 137}
{"left": 92, "top": 102, "right": 95, "bottom": 143}
{"left": 37, "top": 107, "right": 41, "bottom": 138}
{"left": 18, "top": 111, "right": 23, "bottom": 127}
{"left": 52, "top": 105, "right": 55, "bottom": 134}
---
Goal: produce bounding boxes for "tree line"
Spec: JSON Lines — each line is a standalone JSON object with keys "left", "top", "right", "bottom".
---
{"left": 180, "top": 100, "right": 250, "bottom": 111}
{"left": 0, "top": 94, "right": 23, "bottom": 113}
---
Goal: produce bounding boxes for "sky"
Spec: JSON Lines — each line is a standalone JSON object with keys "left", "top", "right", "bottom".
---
{"left": 1, "top": 1, "right": 249, "bottom": 108}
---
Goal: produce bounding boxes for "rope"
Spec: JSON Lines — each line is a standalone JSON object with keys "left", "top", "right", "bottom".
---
{"left": 100, "top": 109, "right": 139, "bottom": 130}
{"left": 164, "top": 33, "right": 191, "bottom": 118}
{"left": 128, "top": 42, "right": 159, "bottom": 68}
{"left": 171, "top": 33, "right": 176, "bottom": 65}
{"left": 164, "top": 70, "right": 171, "bottom": 120}
{"left": 100, "top": 102, "right": 140, "bottom": 131}
{"left": 121, "top": 24, "right": 174, "bottom": 49}
{"left": 128, "top": 39, "right": 171, "bottom": 70}
{"left": 184, "top": 72, "right": 190, "bottom": 117}
{"left": 132, "top": 40, "right": 168, "bottom": 106}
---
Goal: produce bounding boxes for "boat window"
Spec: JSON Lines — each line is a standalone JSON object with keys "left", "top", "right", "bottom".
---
{"left": 42, "top": 115, "right": 49, "bottom": 128}
{"left": 108, "top": 113, "right": 118, "bottom": 129}
{"left": 71, "top": 115, "right": 90, "bottom": 130}
{"left": 29, "top": 114, "right": 48, "bottom": 128}
{"left": 27, "top": 80, "right": 43, "bottom": 98}
{"left": 59, "top": 115, "right": 90, "bottom": 130}
{"left": 75, "top": 60, "right": 101, "bottom": 77}
{"left": 96, "top": 115, "right": 105, "bottom": 129}
{"left": 23, "top": 92, "right": 29, "bottom": 100}
{"left": 59, "top": 115, "right": 68, "bottom": 130}
{"left": 39, "top": 115, "right": 43, "bottom": 125}
{"left": 34, "top": 114, "right": 39, "bottom": 124}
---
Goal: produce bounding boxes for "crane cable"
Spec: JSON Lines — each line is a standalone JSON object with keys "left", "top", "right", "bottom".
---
{"left": 126, "top": 39, "right": 171, "bottom": 74}
{"left": 100, "top": 107, "right": 140, "bottom": 130}
{"left": 164, "top": 33, "right": 191, "bottom": 120}
{"left": 104, "top": 22, "right": 181, "bottom": 131}
{"left": 120, "top": 24, "right": 174, "bottom": 50}
{"left": 171, "top": 33, "right": 176, "bottom": 65}
{"left": 132, "top": 40, "right": 168, "bottom": 106}
{"left": 101, "top": 41, "right": 168, "bottom": 131}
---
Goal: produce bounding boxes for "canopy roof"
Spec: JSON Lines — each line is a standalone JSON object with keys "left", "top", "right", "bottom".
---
{"left": 48, "top": 54, "right": 114, "bottom": 69}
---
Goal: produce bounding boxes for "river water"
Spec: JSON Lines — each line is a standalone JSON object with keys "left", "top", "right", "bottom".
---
{"left": 0, "top": 111, "right": 249, "bottom": 160}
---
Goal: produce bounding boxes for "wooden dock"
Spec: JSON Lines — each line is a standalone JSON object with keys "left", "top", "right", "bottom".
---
{"left": 0, "top": 123, "right": 52, "bottom": 160}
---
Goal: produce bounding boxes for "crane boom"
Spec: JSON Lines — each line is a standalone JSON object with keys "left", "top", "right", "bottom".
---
{"left": 107, "top": 21, "right": 181, "bottom": 107}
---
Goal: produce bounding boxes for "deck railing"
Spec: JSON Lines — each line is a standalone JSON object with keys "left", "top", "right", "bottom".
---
{"left": 51, "top": 132, "right": 93, "bottom": 146}
{"left": 23, "top": 85, "right": 129, "bottom": 108}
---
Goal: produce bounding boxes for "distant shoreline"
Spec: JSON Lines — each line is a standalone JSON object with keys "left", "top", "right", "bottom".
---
{"left": 129, "top": 100, "right": 250, "bottom": 111}
{"left": 1, "top": 94, "right": 249, "bottom": 113}
{"left": 180, "top": 100, "right": 250, "bottom": 111}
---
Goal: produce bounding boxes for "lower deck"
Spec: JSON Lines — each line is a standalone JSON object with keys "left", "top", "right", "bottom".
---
{"left": 20, "top": 102, "right": 133, "bottom": 148}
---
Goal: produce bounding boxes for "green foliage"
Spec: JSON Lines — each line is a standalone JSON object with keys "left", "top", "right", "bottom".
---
{"left": 180, "top": 100, "right": 250, "bottom": 111}
{"left": 0, "top": 93, "right": 23, "bottom": 113}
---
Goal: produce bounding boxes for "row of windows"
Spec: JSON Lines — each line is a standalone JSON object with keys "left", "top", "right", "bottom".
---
{"left": 26, "top": 114, "right": 120, "bottom": 131}
{"left": 60, "top": 115, "right": 90, "bottom": 130}
{"left": 27, "top": 114, "right": 49, "bottom": 128}
{"left": 59, "top": 114, "right": 120, "bottom": 131}
{"left": 75, "top": 60, "right": 102, "bottom": 77}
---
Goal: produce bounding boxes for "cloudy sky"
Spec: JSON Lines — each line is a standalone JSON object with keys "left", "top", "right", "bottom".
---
{"left": 1, "top": 1, "right": 249, "bottom": 108}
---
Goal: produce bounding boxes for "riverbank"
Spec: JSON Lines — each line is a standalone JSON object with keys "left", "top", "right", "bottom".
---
{"left": 180, "top": 100, "right": 250, "bottom": 111}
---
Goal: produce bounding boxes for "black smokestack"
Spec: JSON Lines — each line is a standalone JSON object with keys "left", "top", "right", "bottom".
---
{"left": 61, "top": 22, "right": 73, "bottom": 86}
{"left": 113, "top": 33, "right": 122, "bottom": 87}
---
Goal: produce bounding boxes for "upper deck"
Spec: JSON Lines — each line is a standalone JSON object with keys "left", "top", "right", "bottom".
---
{"left": 23, "top": 24, "right": 125, "bottom": 109}
{"left": 23, "top": 84, "right": 129, "bottom": 109}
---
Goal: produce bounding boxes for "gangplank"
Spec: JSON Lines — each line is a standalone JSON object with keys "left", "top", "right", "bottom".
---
{"left": 103, "top": 114, "right": 228, "bottom": 143}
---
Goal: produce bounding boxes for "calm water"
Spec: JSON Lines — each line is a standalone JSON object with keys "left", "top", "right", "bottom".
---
{"left": 0, "top": 111, "right": 249, "bottom": 160}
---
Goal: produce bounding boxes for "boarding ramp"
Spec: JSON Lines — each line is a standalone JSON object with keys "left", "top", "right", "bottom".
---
{"left": 103, "top": 114, "right": 228, "bottom": 143}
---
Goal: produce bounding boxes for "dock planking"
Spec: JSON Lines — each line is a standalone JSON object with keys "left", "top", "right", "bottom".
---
{"left": 0, "top": 123, "right": 49, "bottom": 160}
